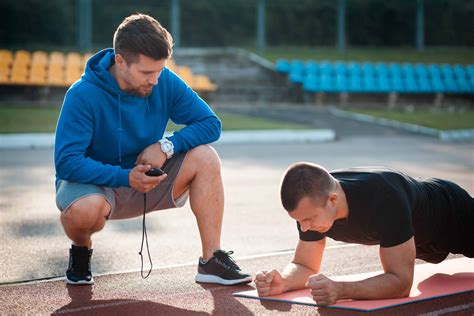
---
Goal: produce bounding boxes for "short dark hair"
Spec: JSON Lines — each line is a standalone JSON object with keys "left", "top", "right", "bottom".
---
{"left": 280, "top": 162, "right": 336, "bottom": 212}
{"left": 113, "top": 13, "right": 173, "bottom": 63}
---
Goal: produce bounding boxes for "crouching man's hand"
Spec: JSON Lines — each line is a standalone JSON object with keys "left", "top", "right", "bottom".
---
{"left": 306, "top": 274, "right": 340, "bottom": 306}
{"left": 255, "top": 269, "right": 286, "bottom": 297}
{"left": 129, "top": 164, "right": 167, "bottom": 193}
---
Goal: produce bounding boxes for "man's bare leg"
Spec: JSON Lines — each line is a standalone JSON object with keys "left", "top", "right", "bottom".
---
{"left": 172, "top": 145, "right": 224, "bottom": 260}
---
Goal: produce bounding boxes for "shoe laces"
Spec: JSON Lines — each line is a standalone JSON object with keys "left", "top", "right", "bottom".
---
{"left": 69, "top": 248, "right": 91, "bottom": 273}
{"left": 214, "top": 250, "right": 240, "bottom": 271}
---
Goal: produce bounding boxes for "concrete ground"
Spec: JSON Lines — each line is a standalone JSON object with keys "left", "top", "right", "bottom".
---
{"left": 1, "top": 107, "right": 473, "bottom": 314}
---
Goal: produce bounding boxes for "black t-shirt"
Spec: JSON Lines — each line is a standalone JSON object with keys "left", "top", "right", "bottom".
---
{"left": 297, "top": 167, "right": 469, "bottom": 259}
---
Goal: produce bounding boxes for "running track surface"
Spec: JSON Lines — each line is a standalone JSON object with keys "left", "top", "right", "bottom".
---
{"left": 2, "top": 254, "right": 473, "bottom": 315}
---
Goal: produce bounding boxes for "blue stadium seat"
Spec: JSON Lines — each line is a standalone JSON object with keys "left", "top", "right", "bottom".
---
{"left": 334, "top": 73, "right": 348, "bottom": 92}
{"left": 375, "top": 63, "right": 388, "bottom": 78}
{"left": 377, "top": 74, "right": 391, "bottom": 92}
{"left": 347, "top": 62, "right": 362, "bottom": 77}
{"left": 456, "top": 76, "right": 471, "bottom": 93}
{"left": 389, "top": 63, "right": 402, "bottom": 81}
{"left": 361, "top": 62, "right": 376, "bottom": 92}
{"left": 348, "top": 73, "right": 363, "bottom": 93}
{"left": 303, "top": 73, "right": 319, "bottom": 93}
{"left": 387, "top": 63, "right": 403, "bottom": 92}
{"left": 305, "top": 60, "right": 318, "bottom": 75}
{"left": 428, "top": 64, "right": 441, "bottom": 80}
{"left": 402, "top": 63, "right": 416, "bottom": 79}
{"left": 441, "top": 64, "right": 455, "bottom": 80}
{"left": 289, "top": 60, "right": 305, "bottom": 84}
{"left": 319, "top": 61, "right": 333, "bottom": 76}
{"left": 439, "top": 64, "right": 461, "bottom": 93}
{"left": 405, "top": 76, "right": 418, "bottom": 93}
{"left": 362, "top": 62, "right": 375, "bottom": 76}
{"left": 417, "top": 76, "right": 432, "bottom": 93}
{"left": 275, "top": 59, "right": 290, "bottom": 74}
{"left": 453, "top": 64, "right": 466, "bottom": 80}
{"left": 319, "top": 74, "right": 334, "bottom": 92}
{"left": 467, "top": 65, "right": 474, "bottom": 79}
{"left": 430, "top": 76, "right": 444, "bottom": 93}
{"left": 334, "top": 62, "right": 347, "bottom": 76}
{"left": 415, "top": 63, "right": 429, "bottom": 79}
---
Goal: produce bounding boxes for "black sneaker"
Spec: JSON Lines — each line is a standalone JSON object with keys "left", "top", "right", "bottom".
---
{"left": 195, "top": 250, "right": 252, "bottom": 285}
{"left": 65, "top": 245, "right": 94, "bottom": 285}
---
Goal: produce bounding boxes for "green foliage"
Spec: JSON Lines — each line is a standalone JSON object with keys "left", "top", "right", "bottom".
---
{"left": 1, "top": 0, "right": 473, "bottom": 50}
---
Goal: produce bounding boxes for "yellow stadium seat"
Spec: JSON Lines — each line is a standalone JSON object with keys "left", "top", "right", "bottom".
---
{"left": 10, "top": 68, "right": 28, "bottom": 84}
{"left": 65, "top": 67, "right": 82, "bottom": 85}
{"left": 29, "top": 63, "right": 47, "bottom": 85}
{"left": 66, "top": 52, "right": 82, "bottom": 66}
{"left": 32, "top": 51, "right": 48, "bottom": 66}
{"left": 50, "top": 51, "right": 65, "bottom": 66}
{"left": 14, "top": 50, "right": 31, "bottom": 66}
{"left": 0, "top": 65, "right": 10, "bottom": 84}
{"left": 47, "top": 63, "right": 65, "bottom": 86}
{"left": 176, "top": 66, "right": 193, "bottom": 85}
{"left": 193, "top": 75, "right": 217, "bottom": 92}
{"left": 0, "top": 49, "right": 13, "bottom": 67}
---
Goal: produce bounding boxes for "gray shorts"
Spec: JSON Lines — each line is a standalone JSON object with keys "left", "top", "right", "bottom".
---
{"left": 55, "top": 153, "right": 188, "bottom": 220}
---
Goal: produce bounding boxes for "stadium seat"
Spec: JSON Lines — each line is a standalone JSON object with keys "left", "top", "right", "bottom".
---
{"left": 319, "top": 74, "right": 333, "bottom": 92}
{"left": 32, "top": 51, "right": 48, "bottom": 66}
{"left": 417, "top": 76, "right": 432, "bottom": 93}
{"left": 376, "top": 74, "right": 391, "bottom": 92}
{"left": 0, "top": 49, "right": 14, "bottom": 68}
{"left": 453, "top": 64, "right": 466, "bottom": 80}
{"left": 193, "top": 74, "right": 217, "bottom": 92}
{"left": 319, "top": 61, "right": 333, "bottom": 77}
{"left": 176, "top": 66, "right": 194, "bottom": 85}
{"left": 375, "top": 63, "right": 388, "bottom": 78}
{"left": 14, "top": 50, "right": 31, "bottom": 66}
{"left": 0, "top": 64, "right": 9, "bottom": 84}
{"left": 49, "top": 51, "right": 65, "bottom": 66}
{"left": 415, "top": 63, "right": 429, "bottom": 80}
{"left": 47, "top": 64, "right": 65, "bottom": 86}
{"left": 275, "top": 59, "right": 290, "bottom": 74}
{"left": 334, "top": 73, "right": 348, "bottom": 92}
{"left": 402, "top": 63, "right": 416, "bottom": 79}
{"left": 302, "top": 72, "right": 319, "bottom": 93}
{"left": 305, "top": 60, "right": 318, "bottom": 75}
{"left": 362, "top": 62, "right": 376, "bottom": 92}
{"left": 288, "top": 60, "right": 305, "bottom": 84}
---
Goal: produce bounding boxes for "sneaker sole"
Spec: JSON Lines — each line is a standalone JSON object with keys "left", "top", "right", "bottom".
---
{"left": 65, "top": 277, "right": 95, "bottom": 285}
{"left": 195, "top": 273, "right": 252, "bottom": 285}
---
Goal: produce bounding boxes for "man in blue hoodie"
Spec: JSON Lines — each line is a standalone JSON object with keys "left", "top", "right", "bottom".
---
{"left": 55, "top": 13, "right": 251, "bottom": 286}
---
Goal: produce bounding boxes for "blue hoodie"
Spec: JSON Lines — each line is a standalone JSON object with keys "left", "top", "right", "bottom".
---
{"left": 55, "top": 48, "right": 221, "bottom": 188}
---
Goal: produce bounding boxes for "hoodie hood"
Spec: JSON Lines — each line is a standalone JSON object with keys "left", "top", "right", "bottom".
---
{"left": 83, "top": 48, "right": 128, "bottom": 97}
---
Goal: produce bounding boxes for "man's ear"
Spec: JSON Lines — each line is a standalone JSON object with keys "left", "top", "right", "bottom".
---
{"left": 328, "top": 192, "right": 338, "bottom": 207}
{"left": 115, "top": 53, "right": 127, "bottom": 69}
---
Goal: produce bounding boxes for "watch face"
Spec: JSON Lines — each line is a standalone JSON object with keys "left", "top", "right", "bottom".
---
{"left": 163, "top": 143, "right": 172, "bottom": 152}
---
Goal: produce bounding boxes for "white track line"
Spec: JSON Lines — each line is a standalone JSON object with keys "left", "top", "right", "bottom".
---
{"left": 2, "top": 243, "right": 364, "bottom": 286}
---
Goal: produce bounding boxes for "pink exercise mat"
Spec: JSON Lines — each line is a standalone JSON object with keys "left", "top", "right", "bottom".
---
{"left": 233, "top": 257, "right": 474, "bottom": 312}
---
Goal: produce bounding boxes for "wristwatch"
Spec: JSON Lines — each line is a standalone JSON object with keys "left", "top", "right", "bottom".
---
{"left": 158, "top": 138, "right": 174, "bottom": 159}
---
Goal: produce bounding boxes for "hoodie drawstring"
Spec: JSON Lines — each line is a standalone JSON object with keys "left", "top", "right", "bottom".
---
{"left": 117, "top": 94, "right": 123, "bottom": 163}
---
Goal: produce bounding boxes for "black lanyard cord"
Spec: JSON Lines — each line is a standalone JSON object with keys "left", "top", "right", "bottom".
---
{"left": 139, "top": 192, "right": 153, "bottom": 278}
